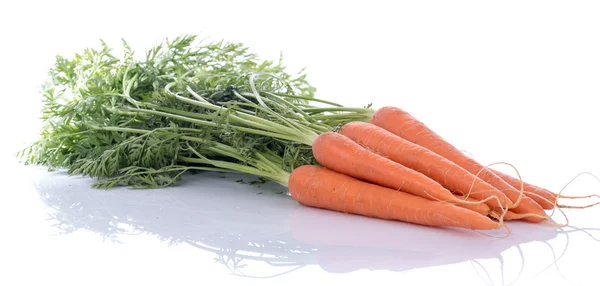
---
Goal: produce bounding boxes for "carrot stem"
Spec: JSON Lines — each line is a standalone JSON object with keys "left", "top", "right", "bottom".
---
{"left": 302, "top": 107, "right": 375, "bottom": 114}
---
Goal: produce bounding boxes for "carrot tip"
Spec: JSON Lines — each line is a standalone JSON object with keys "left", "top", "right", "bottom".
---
{"left": 474, "top": 217, "right": 511, "bottom": 239}
{"left": 553, "top": 171, "right": 600, "bottom": 210}
{"left": 557, "top": 202, "right": 600, "bottom": 209}
{"left": 543, "top": 205, "right": 570, "bottom": 229}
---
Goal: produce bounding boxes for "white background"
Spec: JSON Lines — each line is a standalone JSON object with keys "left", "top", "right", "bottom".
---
{"left": 1, "top": 1, "right": 599, "bottom": 286}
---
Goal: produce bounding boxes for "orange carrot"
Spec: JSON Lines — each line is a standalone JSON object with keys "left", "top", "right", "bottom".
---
{"left": 311, "top": 132, "right": 495, "bottom": 208}
{"left": 339, "top": 121, "right": 511, "bottom": 210}
{"left": 490, "top": 169, "right": 557, "bottom": 210}
{"left": 288, "top": 165, "right": 503, "bottom": 230}
{"left": 493, "top": 170, "right": 600, "bottom": 210}
{"left": 454, "top": 195, "right": 492, "bottom": 216}
{"left": 370, "top": 106, "right": 547, "bottom": 223}
{"left": 489, "top": 209, "right": 547, "bottom": 221}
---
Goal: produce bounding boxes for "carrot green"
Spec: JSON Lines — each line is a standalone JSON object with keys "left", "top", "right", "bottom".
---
{"left": 18, "top": 34, "right": 373, "bottom": 189}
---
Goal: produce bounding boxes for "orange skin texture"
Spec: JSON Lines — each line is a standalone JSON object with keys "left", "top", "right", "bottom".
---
{"left": 453, "top": 195, "right": 492, "bottom": 216}
{"left": 312, "top": 131, "right": 463, "bottom": 206}
{"left": 370, "top": 106, "right": 547, "bottom": 223}
{"left": 288, "top": 165, "right": 502, "bottom": 230}
{"left": 339, "top": 121, "right": 510, "bottom": 210}
{"left": 490, "top": 169, "right": 556, "bottom": 210}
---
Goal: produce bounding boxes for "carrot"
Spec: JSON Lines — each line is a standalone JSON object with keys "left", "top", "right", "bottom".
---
{"left": 311, "top": 131, "right": 494, "bottom": 208}
{"left": 492, "top": 169, "right": 600, "bottom": 211}
{"left": 370, "top": 106, "right": 548, "bottom": 223}
{"left": 288, "top": 164, "right": 503, "bottom": 230}
{"left": 454, "top": 195, "right": 492, "bottom": 216}
{"left": 490, "top": 169, "right": 557, "bottom": 210}
{"left": 489, "top": 209, "right": 548, "bottom": 221}
{"left": 339, "top": 121, "right": 511, "bottom": 210}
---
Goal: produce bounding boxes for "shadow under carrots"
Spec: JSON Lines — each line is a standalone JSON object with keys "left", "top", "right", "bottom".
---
{"left": 28, "top": 166, "right": 598, "bottom": 284}
{"left": 290, "top": 205, "right": 552, "bottom": 273}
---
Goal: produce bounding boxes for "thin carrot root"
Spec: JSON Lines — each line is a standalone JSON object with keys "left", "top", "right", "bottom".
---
{"left": 522, "top": 190, "right": 557, "bottom": 209}
{"left": 488, "top": 167, "right": 557, "bottom": 209}
{"left": 474, "top": 224, "right": 512, "bottom": 239}
{"left": 551, "top": 171, "right": 600, "bottom": 209}
{"left": 460, "top": 149, "right": 559, "bottom": 210}
{"left": 517, "top": 170, "right": 600, "bottom": 226}
{"left": 475, "top": 209, "right": 511, "bottom": 239}
{"left": 489, "top": 165, "right": 600, "bottom": 210}
{"left": 473, "top": 161, "right": 526, "bottom": 209}
{"left": 489, "top": 210, "right": 547, "bottom": 221}
{"left": 558, "top": 194, "right": 600, "bottom": 199}
{"left": 488, "top": 201, "right": 569, "bottom": 228}
{"left": 471, "top": 161, "right": 552, "bottom": 223}
{"left": 338, "top": 121, "right": 512, "bottom": 210}
{"left": 370, "top": 107, "right": 546, "bottom": 223}
{"left": 542, "top": 207, "right": 570, "bottom": 229}
{"left": 529, "top": 185, "right": 571, "bottom": 228}
{"left": 468, "top": 186, "right": 511, "bottom": 238}
{"left": 557, "top": 202, "right": 600, "bottom": 209}
{"left": 422, "top": 189, "right": 504, "bottom": 213}
{"left": 312, "top": 131, "right": 504, "bottom": 210}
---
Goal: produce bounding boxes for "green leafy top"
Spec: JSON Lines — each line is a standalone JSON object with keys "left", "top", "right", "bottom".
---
{"left": 20, "top": 34, "right": 373, "bottom": 189}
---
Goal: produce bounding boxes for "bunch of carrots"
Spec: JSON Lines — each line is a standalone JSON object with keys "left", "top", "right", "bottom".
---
{"left": 287, "top": 106, "right": 582, "bottom": 233}
{"left": 21, "top": 35, "right": 597, "bottom": 236}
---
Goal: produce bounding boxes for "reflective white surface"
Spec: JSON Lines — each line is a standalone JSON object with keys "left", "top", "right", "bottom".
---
{"left": 2, "top": 158, "right": 599, "bottom": 286}
{"left": 2, "top": 1, "right": 600, "bottom": 285}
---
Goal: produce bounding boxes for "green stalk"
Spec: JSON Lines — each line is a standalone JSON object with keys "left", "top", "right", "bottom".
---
{"left": 254, "top": 152, "right": 283, "bottom": 174}
{"left": 184, "top": 86, "right": 212, "bottom": 103}
{"left": 157, "top": 96, "right": 319, "bottom": 145}
{"left": 121, "top": 106, "right": 287, "bottom": 144}
{"left": 261, "top": 148, "right": 284, "bottom": 167}
{"left": 242, "top": 90, "right": 335, "bottom": 133}
{"left": 172, "top": 91, "right": 303, "bottom": 136}
{"left": 92, "top": 126, "right": 153, "bottom": 134}
{"left": 248, "top": 74, "right": 314, "bottom": 136}
{"left": 181, "top": 149, "right": 289, "bottom": 186}
{"left": 232, "top": 91, "right": 312, "bottom": 126}
{"left": 302, "top": 107, "right": 374, "bottom": 115}
{"left": 204, "top": 146, "right": 248, "bottom": 164}
{"left": 260, "top": 91, "right": 318, "bottom": 120}
{"left": 89, "top": 124, "right": 286, "bottom": 181}
{"left": 178, "top": 156, "right": 266, "bottom": 175}
{"left": 309, "top": 113, "right": 373, "bottom": 121}
{"left": 272, "top": 92, "right": 344, "bottom": 107}
{"left": 146, "top": 104, "right": 214, "bottom": 120}
{"left": 108, "top": 104, "right": 322, "bottom": 146}
{"left": 184, "top": 97, "right": 298, "bottom": 135}
{"left": 181, "top": 137, "right": 287, "bottom": 182}
{"left": 125, "top": 107, "right": 219, "bottom": 128}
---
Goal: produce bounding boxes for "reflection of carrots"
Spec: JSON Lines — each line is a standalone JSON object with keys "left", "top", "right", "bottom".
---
{"left": 289, "top": 203, "right": 561, "bottom": 276}
{"left": 316, "top": 246, "right": 427, "bottom": 273}
{"left": 339, "top": 121, "right": 510, "bottom": 210}
{"left": 289, "top": 206, "right": 453, "bottom": 273}
{"left": 288, "top": 165, "right": 502, "bottom": 230}
{"left": 370, "top": 106, "right": 547, "bottom": 223}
